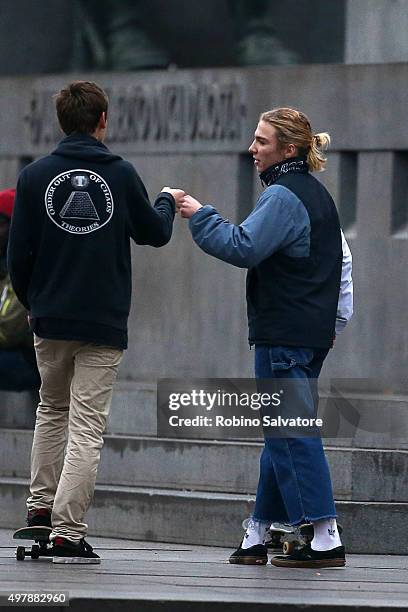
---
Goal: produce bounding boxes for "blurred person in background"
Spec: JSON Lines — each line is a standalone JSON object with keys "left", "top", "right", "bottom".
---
{"left": 0, "top": 188, "right": 40, "bottom": 391}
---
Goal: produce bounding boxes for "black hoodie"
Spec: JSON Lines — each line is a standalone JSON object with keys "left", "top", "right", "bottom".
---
{"left": 7, "top": 133, "right": 175, "bottom": 349}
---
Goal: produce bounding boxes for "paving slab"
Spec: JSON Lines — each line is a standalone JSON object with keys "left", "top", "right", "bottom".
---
{"left": 0, "top": 529, "right": 407, "bottom": 611}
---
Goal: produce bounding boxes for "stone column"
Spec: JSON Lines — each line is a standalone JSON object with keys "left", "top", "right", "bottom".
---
{"left": 345, "top": 0, "right": 408, "bottom": 63}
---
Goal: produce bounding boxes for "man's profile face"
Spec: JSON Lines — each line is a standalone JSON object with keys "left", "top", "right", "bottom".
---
{"left": 248, "top": 121, "right": 293, "bottom": 174}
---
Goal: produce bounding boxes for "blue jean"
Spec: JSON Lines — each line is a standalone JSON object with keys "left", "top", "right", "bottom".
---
{"left": 252, "top": 345, "right": 337, "bottom": 525}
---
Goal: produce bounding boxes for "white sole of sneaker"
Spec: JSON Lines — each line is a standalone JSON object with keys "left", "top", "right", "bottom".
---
{"left": 52, "top": 556, "right": 101, "bottom": 564}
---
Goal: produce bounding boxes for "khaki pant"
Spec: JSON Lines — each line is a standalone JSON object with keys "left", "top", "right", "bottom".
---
{"left": 27, "top": 336, "right": 123, "bottom": 542}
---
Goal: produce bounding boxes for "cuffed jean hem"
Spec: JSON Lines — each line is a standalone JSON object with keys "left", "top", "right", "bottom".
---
{"left": 252, "top": 512, "right": 338, "bottom": 526}
{"left": 288, "top": 512, "right": 338, "bottom": 527}
{"left": 250, "top": 515, "right": 274, "bottom": 525}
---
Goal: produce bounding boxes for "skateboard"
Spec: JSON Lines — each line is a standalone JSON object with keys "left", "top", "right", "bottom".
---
{"left": 268, "top": 522, "right": 344, "bottom": 554}
{"left": 241, "top": 518, "right": 294, "bottom": 552}
{"left": 242, "top": 519, "right": 343, "bottom": 554}
{"left": 272, "top": 523, "right": 314, "bottom": 554}
{"left": 13, "top": 526, "right": 53, "bottom": 561}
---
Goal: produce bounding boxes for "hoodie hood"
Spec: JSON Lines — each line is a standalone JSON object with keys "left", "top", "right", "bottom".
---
{"left": 52, "top": 133, "right": 123, "bottom": 164}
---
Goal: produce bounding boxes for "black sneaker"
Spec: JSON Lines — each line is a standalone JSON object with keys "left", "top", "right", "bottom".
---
{"left": 271, "top": 543, "right": 346, "bottom": 568}
{"left": 51, "top": 537, "right": 101, "bottom": 564}
{"left": 229, "top": 539, "right": 268, "bottom": 565}
{"left": 27, "top": 508, "right": 52, "bottom": 528}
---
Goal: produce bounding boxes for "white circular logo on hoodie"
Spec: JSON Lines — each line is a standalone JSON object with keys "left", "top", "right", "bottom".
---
{"left": 44, "top": 169, "right": 114, "bottom": 234}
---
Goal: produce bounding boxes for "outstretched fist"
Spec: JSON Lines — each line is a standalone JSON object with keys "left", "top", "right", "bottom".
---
{"left": 161, "top": 187, "right": 185, "bottom": 209}
{"left": 180, "top": 195, "right": 203, "bottom": 219}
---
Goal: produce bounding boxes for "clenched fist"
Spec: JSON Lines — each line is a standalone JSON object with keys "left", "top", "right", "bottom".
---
{"left": 179, "top": 195, "right": 203, "bottom": 219}
{"left": 161, "top": 187, "right": 185, "bottom": 209}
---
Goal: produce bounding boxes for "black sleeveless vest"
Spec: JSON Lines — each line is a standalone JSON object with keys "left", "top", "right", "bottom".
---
{"left": 246, "top": 170, "right": 342, "bottom": 348}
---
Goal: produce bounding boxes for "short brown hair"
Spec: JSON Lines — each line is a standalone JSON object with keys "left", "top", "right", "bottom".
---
{"left": 55, "top": 81, "right": 109, "bottom": 135}
{"left": 260, "top": 107, "right": 330, "bottom": 172}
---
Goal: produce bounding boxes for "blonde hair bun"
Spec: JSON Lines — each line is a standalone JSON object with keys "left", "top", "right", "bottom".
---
{"left": 313, "top": 132, "right": 330, "bottom": 149}
{"left": 260, "top": 108, "right": 330, "bottom": 172}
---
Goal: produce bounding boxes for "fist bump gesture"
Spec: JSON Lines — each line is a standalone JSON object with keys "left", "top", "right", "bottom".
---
{"left": 161, "top": 187, "right": 186, "bottom": 208}
{"left": 178, "top": 195, "right": 203, "bottom": 219}
{"left": 161, "top": 187, "right": 203, "bottom": 220}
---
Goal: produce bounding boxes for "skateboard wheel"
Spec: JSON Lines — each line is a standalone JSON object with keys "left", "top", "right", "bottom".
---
{"left": 31, "top": 544, "right": 40, "bottom": 560}
{"left": 16, "top": 546, "right": 25, "bottom": 561}
{"left": 283, "top": 541, "right": 294, "bottom": 555}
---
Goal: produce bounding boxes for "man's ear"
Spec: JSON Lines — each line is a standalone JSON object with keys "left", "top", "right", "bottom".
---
{"left": 285, "top": 144, "right": 297, "bottom": 158}
{"left": 99, "top": 112, "right": 107, "bottom": 129}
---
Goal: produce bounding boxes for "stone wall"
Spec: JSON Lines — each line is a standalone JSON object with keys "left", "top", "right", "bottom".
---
{"left": 345, "top": 0, "right": 408, "bottom": 64}
{"left": 0, "top": 64, "right": 406, "bottom": 390}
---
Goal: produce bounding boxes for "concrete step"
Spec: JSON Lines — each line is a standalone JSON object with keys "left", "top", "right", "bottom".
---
{"left": 0, "top": 382, "right": 157, "bottom": 435}
{"left": 106, "top": 381, "right": 157, "bottom": 436}
{"left": 1, "top": 429, "right": 407, "bottom": 502}
{"left": 0, "top": 391, "right": 37, "bottom": 429}
{"left": 320, "top": 391, "right": 408, "bottom": 450}
{"left": 0, "top": 388, "right": 408, "bottom": 450}
{"left": 0, "top": 477, "right": 406, "bottom": 555}
{"left": 2, "top": 384, "right": 408, "bottom": 450}
{"left": 108, "top": 387, "right": 408, "bottom": 450}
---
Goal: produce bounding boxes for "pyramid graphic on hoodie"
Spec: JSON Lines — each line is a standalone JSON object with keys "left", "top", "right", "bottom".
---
{"left": 59, "top": 191, "right": 100, "bottom": 221}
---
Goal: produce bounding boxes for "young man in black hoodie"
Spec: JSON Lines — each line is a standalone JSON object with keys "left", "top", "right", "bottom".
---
{"left": 8, "top": 81, "right": 183, "bottom": 563}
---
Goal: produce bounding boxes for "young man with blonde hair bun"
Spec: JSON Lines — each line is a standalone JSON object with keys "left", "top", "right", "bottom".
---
{"left": 179, "top": 107, "right": 353, "bottom": 569}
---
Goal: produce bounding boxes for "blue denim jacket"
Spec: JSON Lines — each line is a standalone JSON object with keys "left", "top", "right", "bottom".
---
{"left": 189, "top": 184, "right": 310, "bottom": 268}
{"left": 189, "top": 184, "right": 353, "bottom": 333}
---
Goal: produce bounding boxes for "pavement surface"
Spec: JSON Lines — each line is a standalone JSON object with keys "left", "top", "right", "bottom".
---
{"left": 0, "top": 529, "right": 407, "bottom": 611}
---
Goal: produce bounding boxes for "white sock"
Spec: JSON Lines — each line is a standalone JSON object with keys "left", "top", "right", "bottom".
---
{"left": 311, "top": 518, "right": 342, "bottom": 551}
{"left": 241, "top": 518, "right": 270, "bottom": 549}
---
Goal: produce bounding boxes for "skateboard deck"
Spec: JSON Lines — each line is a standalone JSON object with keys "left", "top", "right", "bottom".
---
{"left": 12, "top": 526, "right": 100, "bottom": 564}
{"left": 13, "top": 526, "right": 52, "bottom": 541}
{"left": 13, "top": 526, "right": 52, "bottom": 561}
